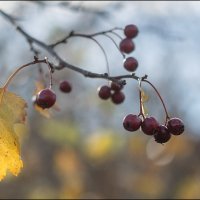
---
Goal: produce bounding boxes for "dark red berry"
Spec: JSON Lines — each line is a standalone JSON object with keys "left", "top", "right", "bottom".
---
{"left": 59, "top": 80, "right": 72, "bottom": 93}
{"left": 110, "top": 81, "right": 123, "bottom": 91}
{"left": 124, "top": 24, "right": 139, "bottom": 38}
{"left": 154, "top": 125, "right": 171, "bottom": 144}
{"left": 167, "top": 118, "right": 184, "bottom": 135}
{"left": 141, "top": 117, "right": 159, "bottom": 135}
{"left": 111, "top": 91, "right": 125, "bottom": 104}
{"left": 36, "top": 88, "right": 56, "bottom": 109}
{"left": 119, "top": 38, "right": 135, "bottom": 54}
{"left": 98, "top": 85, "right": 111, "bottom": 100}
{"left": 123, "top": 57, "right": 138, "bottom": 72}
{"left": 123, "top": 114, "right": 142, "bottom": 131}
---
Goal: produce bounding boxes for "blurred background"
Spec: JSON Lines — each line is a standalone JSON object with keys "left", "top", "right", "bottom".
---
{"left": 0, "top": 1, "right": 199, "bottom": 199}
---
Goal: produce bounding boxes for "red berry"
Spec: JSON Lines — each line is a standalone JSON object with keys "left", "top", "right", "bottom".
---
{"left": 110, "top": 81, "right": 123, "bottom": 91}
{"left": 141, "top": 117, "right": 159, "bottom": 135}
{"left": 36, "top": 88, "right": 56, "bottom": 109}
{"left": 124, "top": 24, "right": 139, "bottom": 38}
{"left": 98, "top": 85, "right": 111, "bottom": 100}
{"left": 59, "top": 80, "right": 72, "bottom": 93}
{"left": 119, "top": 38, "right": 135, "bottom": 54}
{"left": 167, "top": 118, "right": 184, "bottom": 135}
{"left": 154, "top": 125, "right": 171, "bottom": 144}
{"left": 123, "top": 57, "right": 138, "bottom": 72}
{"left": 111, "top": 91, "right": 125, "bottom": 104}
{"left": 123, "top": 114, "right": 142, "bottom": 131}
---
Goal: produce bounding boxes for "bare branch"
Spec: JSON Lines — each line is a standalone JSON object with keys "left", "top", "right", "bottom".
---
{"left": 0, "top": 9, "right": 147, "bottom": 84}
{"left": 49, "top": 28, "right": 123, "bottom": 48}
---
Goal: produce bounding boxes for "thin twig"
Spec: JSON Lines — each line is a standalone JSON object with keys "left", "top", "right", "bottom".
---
{"left": 3, "top": 59, "right": 47, "bottom": 90}
{"left": 49, "top": 27, "right": 124, "bottom": 48}
{"left": 0, "top": 9, "right": 145, "bottom": 84}
{"left": 142, "top": 80, "right": 170, "bottom": 123}
{"left": 104, "top": 33, "right": 125, "bottom": 59}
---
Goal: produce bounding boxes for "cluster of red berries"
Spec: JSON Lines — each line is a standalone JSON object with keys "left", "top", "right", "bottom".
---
{"left": 123, "top": 115, "right": 184, "bottom": 144}
{"left": 97, "top": 24, "right": 140, "bottom": 104}
{"left": 33, "top": 80, "right": 72, "bottom": 109}
{"left": 120, "top": 24, "right": 139, "bottom": 72}
{"left": 31, "top": 24, "right": 185, "bottom": 145}
{"left": 116, "top": 24, "right": 185, "bottom": 144}
{"left": 97, "top": 81, "right": 125, "bottom": 104}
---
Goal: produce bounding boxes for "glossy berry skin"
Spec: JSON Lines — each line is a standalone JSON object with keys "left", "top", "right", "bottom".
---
{"left": 124, "top": 24, "right": 139, "bottom": 38}
{"left": 123, "top": 114, "right": 142, "bottom": 132}
{"left": 141, "top": 117, "right": 159, "bottom": 135}
{"left": 36, "top": 88, "right": 56, "bottom": 109}
{"left": 110, "top": 81, "right": 123, "bottom": 91}
{"left": 167, "top": 118, "right": 184, "bottom": 135}
{"left": 98, "top": 85, "right": 111, "bottom": 100}
{"left": 119, "top": 38, "right": 135, "bottom": 54}
{"left": 123, "top": 57, "right": 138, "bottom": 72}
{"left": 154, "top": 125, "right": 171, "bottom": 144}
{"left": 111, "top": 91, "right": 125, "bottom": 104}
{"left": 59, "top": 80, "right": 72, "bottom": 93}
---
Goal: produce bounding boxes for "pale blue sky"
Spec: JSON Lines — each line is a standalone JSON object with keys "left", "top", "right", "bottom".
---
{"left": 0, "top": 1, "right": 199, "bottom": 136}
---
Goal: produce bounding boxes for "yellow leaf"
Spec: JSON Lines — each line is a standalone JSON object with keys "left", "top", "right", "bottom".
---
{"left": 142, "top": 103, "right": 149, "bottom": 117}
{"left": 141, "top": 89, "right": 149, "bottom": 117}
{"left": 0, "top": 88, "right": 27, "bottom": 180}
{"left": 141, "top": 89, "right": 149, "bottom": 102}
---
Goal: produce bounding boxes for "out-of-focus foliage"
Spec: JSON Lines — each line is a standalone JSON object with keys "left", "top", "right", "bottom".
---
{"left": 0, "top": 117, "right": 196, "bottom": 199}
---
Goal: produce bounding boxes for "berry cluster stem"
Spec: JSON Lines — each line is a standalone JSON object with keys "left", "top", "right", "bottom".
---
{"left": 44, "top": 57, "right": 54, "bottom": 88}
{"left": 143, "top": 80, "right": 170, "bottom": 123}
{"left": 89, "top": 37, "right": 110, "bottom": 77}
{"left": 0, "top": 58, "right": 50, "bottom": 105}
{"left": 104, "top": 33, "right": 125, "bottom": 58}
{"left": 2, "top": 59, "right": 47, "bottom": 90}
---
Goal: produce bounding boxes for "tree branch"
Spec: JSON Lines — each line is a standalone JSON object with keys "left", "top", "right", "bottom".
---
{"left": 0, "top": 9, "right": 147, "bottom": 85}
{"left": 48, "top": 27, "right": 123, "bottom": 48}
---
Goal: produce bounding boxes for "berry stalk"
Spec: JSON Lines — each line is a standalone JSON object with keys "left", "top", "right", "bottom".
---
{"left": 0, "top": 58, "right": 50, "bottom": 104}
{"left": 44, "top": 57, "right": 54, "bottom": 89}
{"left": 104, "top": 33, "right": 125, "bottom": 59}
{"left": 91, "top": 37, "right": 110, "bottom": 78}
{"left": 143, "top": 80, "right": 170, "bottom": 123}
{"left": 2, "top": 59, "right": 47, "bottom": 90}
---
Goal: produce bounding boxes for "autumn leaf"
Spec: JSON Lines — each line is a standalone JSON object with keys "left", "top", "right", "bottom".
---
{"left": 141, "top": 88, "right": 149, "bottom": 117}
{"left": 0, "top": 88, "right": 27, "bottom": 180}
{"left": 141, "top": 89, "right": 149, "bottom": 103}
